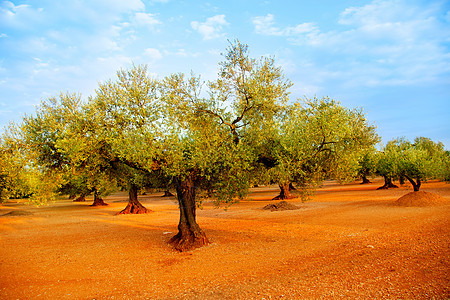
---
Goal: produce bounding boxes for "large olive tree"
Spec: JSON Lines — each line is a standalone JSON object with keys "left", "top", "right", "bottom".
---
{"left": 158, "top": 40, "right": 291, "bottom": 251}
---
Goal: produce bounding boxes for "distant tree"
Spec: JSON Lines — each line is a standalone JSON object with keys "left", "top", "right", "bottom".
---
{"left": 375, "top": 140, "right": 401, "bottom": 190}
{"left": 357, "top": 148, "right": 378, "bottom": 184}
{"left": 377, "top": 137, "right": 447, "bottom": 191}
{"left": 444, "top": 151, "right": 450, "bottom": 182}
{"left": 399, "top": 137, "right": 447, "bottom": 191}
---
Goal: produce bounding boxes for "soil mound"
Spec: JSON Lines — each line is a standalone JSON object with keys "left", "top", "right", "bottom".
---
{"left": 395, "top": 191, "right": 447, "bottom": 207}
{"left": 263, "top": 201, "right": 301, "bottom": 211}
{"left": 1, "top": 210, "right": 34, "bottom": 217}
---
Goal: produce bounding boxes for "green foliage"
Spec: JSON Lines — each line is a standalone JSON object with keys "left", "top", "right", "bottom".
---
{"left": 158, "top": 40, "right": 292, "bottom": 206}
{"left": 10, "top": 40, "right": 384, "bottom": 209}
{"left": 0, "top": 127, "right": 34, "bottom": 202}
{"left": 377, "top": 137, "right": 447, "bottom": 189}
{"left": 357, "top": 148, "right": 378, "bottom": 181}
{"left": 264, "top": 96, "right": 379, "bottom": 198}
{"left": 90, "top": 64, "right": 162, "bottom": 192}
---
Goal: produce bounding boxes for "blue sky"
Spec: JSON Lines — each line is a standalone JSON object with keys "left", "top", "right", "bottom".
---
{"left": 1, "top": 0, "right": 449, "bottom": 148}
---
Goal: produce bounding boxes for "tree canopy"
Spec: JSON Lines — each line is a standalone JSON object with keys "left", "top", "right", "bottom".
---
{"left": 375, "top": 137, "right": 448, "bottom": 191}
{"left": 2, "top": 40, "right": 402, "bottom": 251}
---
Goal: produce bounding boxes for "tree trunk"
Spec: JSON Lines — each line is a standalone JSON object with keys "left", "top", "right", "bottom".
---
{"left": 377, "top": 176, "right": 399, "bottom": 190}
{"left": 90, "top": 189, "right": 108, "bottom": 206}
{"left": 289, "top": 182, "right": 297, "bottom": 191}
{"left": 361, "top": 174, "right": 371, "bottom": 184}
{"left": 73, "top": 194, "right": 86, "bottom": 202}
{"left": 169, "top": 174, "right": 209, "bottom": 252}
{"left": 116, "top": 183, "right": 150, "bottom": 215}
{"left": 162, "top": 190, "right": 174, "bottom": 197}
{"left": 273, "top": 182, "right": 295, "bottom": 200}
{"left": 404, "top": 175, "right": 421, "bottom": 192}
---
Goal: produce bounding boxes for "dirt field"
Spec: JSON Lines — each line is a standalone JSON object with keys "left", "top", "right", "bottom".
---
{"left": 0, "top": 179, "right": 449, "bottom": 299}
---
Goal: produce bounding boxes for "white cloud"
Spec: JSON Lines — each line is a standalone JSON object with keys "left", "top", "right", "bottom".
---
{"left": 93, "top": 0, "right": 145, "bottom": 12}
{"left": 0, "top": 1, "right": 43, "bottom": 29}
{"left": 252, "top": 14, "right": 317, "bottom": 36}
{"left": 144, "top": 48, "right": 163, "bottom": 60}
{"left": 191, "top": 14, "right": 229, "bottom": 40}
{"left": 252, "top": 1, "right": 450, "bottom": 87}
{"left": 134, "top": 12, "right": 161, "bottom": 27}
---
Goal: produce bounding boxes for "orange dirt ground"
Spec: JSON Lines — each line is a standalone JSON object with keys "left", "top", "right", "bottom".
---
{"left": 0, "top": 179, "right": 449, "bottom": 299}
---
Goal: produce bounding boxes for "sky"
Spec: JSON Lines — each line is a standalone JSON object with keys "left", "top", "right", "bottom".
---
{"left": 0, "top": 0, "right": 449, "bottom": 148}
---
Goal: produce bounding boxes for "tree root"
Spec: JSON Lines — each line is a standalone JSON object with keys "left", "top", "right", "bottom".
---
{"left": 376, "top": 183, "right": 399, "bottom": 190}
{"left": 272, "top": 194, "right": 295, "bottom": 200}
{"left": 169, "top": 231, "right": 209, "bottom": 252}
{"left": 90, "top": 198, "right": 108, "bottom": 206}
{"left": 116, "top": 203, "right": 151, "bottom": 215}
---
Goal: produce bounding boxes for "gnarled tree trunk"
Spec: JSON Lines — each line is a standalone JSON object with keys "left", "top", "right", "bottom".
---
{"left": 169, "top": 174, "right": 209, "bottom": 252}
{"left": 404, "top": 175, "right": 421, "bottom": 192}
{"left": 377, "top": 176, "right": 398, "bottom": 190}
{"left": 116, "top": 183, "right": 150, "bottom": 215}
{"left": 90, "top": 189, "right": 108, "bottom": 206}
{"left": 273, "top": 182, "right": 295, "bottom": 200}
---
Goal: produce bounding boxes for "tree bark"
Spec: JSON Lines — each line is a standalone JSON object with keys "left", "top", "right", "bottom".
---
{"left": 289, "top": 182, "right": 297, "bottom": 191}
{"left": 361, "top": 174, "right": 371, "bottom": 184}
{"left": 404, "top": 175, "right": 421, "bottom": 192}
{"left": 377, "top": 176, "right": 399, "bottom": 190}
{"left": 169, "top": 174, "right": 209, "bottom": 252}
{"left": 162, "top": 190, "right": 174, "bottom": 197}
{"left": 73, "top": 194, "right": 86, "bottom": 202}
{"left": 90, "top": 189, "right": 108, "bottom": 206}
{"left": 116, "top": 183, "right": 150, "bottom": 214}
{"left": 273, "top": 182, "right": 295, "bottom": 200}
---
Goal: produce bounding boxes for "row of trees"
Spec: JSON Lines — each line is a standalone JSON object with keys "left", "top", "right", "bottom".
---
{"left": 0, "top": 40, "right": 446, "bottom": 251}
{"left": 359, "top": 137, "right": 449, "bottom": 191}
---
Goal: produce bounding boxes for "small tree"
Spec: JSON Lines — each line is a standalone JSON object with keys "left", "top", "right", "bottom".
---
{"left": 375, "top": 141, "right": 401, "bottom": 190}
{"left": 378, "top": 137, "right": 447, "bottom": 191}
{"left": 399, "top": 137, "right": 446, "bottom": 191}
{"left": 357, "top": 148, "right": 377, "bottom": 184}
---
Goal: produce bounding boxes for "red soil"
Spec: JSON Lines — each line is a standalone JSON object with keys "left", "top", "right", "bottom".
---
{"left": 395, "top": 190, "right": 447, "bottom": 207}
{"left": 0, "top": 178, "right": 449, "bottom": 299}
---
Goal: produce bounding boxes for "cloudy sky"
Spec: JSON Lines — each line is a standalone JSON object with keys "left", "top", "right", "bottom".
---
{"left": 1, "top": 0, "right": 449, "bottom": 147}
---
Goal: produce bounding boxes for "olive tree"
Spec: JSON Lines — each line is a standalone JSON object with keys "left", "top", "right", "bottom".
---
{"left": 265, "top": 97, "right": 379, "bottom": 199}
{"left": 157, "top": 40, "right": 292, "bottom": 251}
{"left": 357, "top": 148, "right": 378, "bottom": 184}
{"left": 19, "top": 93, "right": 119, "bottom": 206}
{"left": 382, "top": 137, "right": 448, "bottom": 191}
{"left": 90, "top": 64, "right": 162, "bottom": 214}
{"left": 0, "top": 126, "right": 35, "bottom": 203}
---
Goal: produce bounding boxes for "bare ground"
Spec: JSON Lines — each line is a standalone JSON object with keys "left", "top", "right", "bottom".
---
{"left": 0, "top": 179, "right": 449, "bottom": 299}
